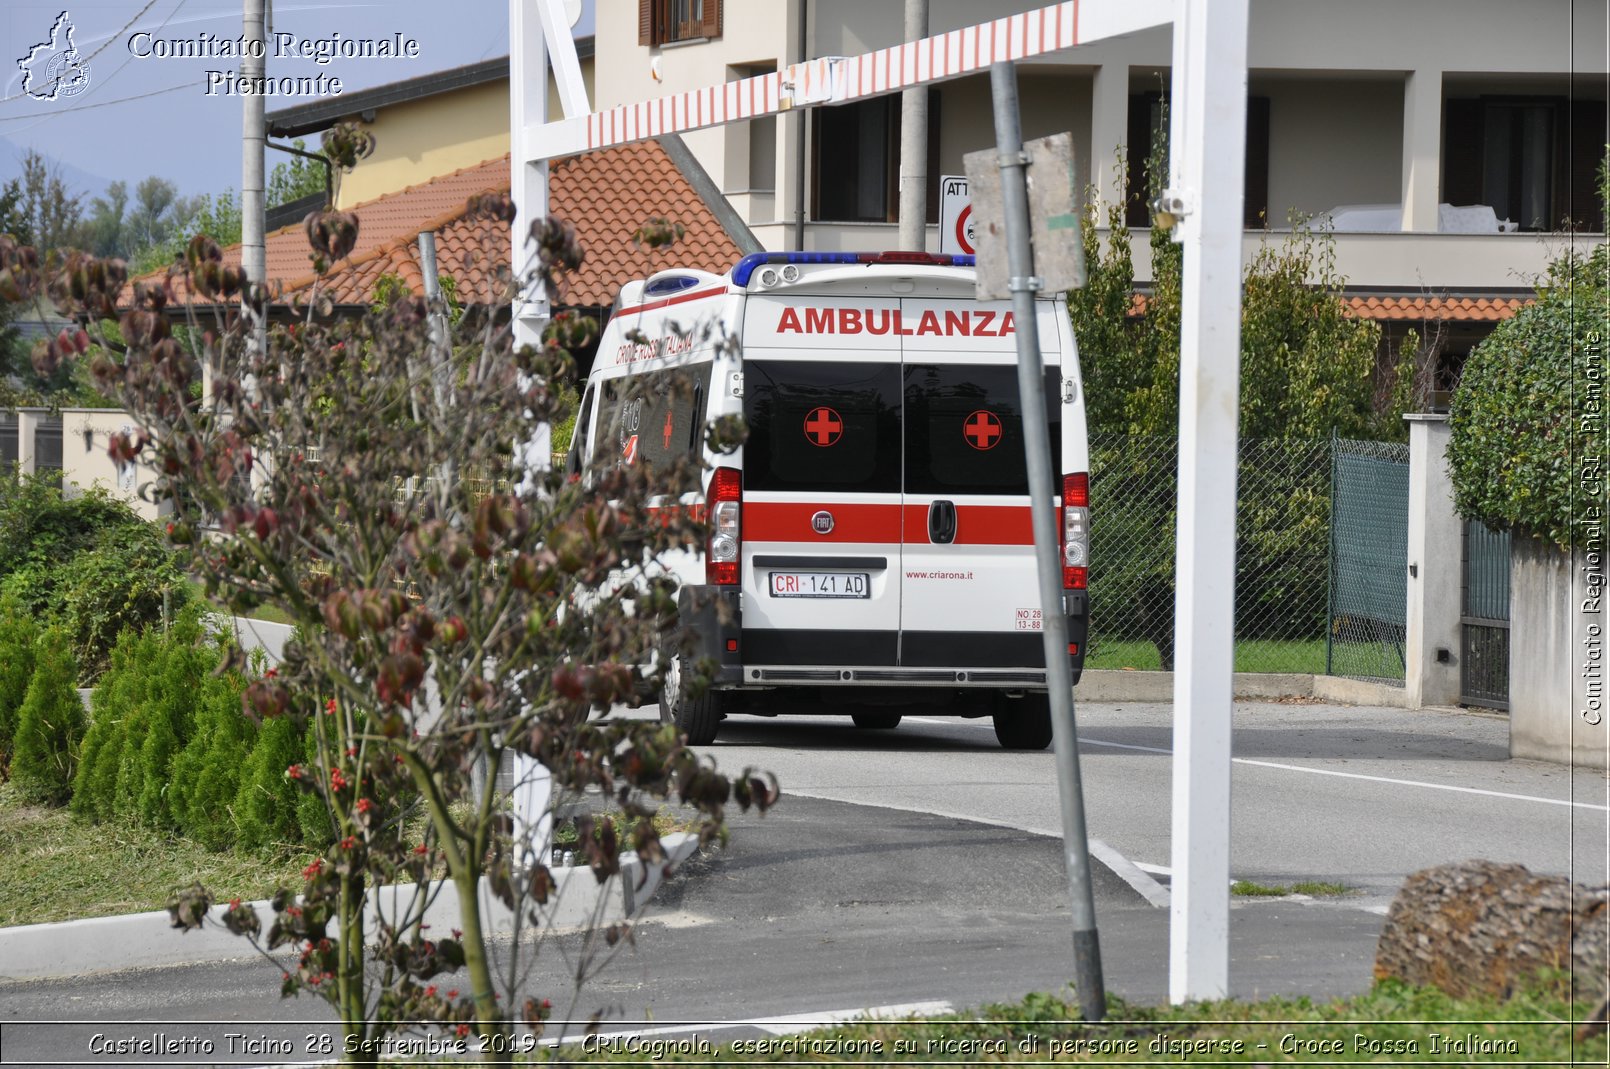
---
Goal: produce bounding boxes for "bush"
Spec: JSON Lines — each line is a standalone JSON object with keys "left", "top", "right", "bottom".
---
{"left": 71, "top": 628, "right": 154, "bottom": 820}
{"left": 1448, "top": 242, "right": 1609, "bottom": 548}
{"left": 233, "top": 715, "right": 306, "bottom": 849}
{"left": 0, "top": 474, "right": 190, "bottom": 682}
{"left": 0, "top": 598, "right": 36, "bottom": 773}
{"left": 168, "top": 667, "right": 254, "bottom": 850}
{"left": 11, "top": 628, "right": 84, "bottom": 805}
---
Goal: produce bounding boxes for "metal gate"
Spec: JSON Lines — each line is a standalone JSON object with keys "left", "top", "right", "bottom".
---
{"left": 1326, "top": 437, "right": 1410, "bottom": 681}
{"left": 1460, "top": 519, "right": 1510, "bottom": 710}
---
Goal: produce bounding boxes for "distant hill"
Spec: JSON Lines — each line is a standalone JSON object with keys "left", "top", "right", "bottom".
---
{"left": 0, "top": 135, "right": 113, "bottom": 202}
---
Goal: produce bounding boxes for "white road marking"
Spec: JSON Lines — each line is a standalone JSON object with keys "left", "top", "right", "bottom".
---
{"left": 1079, "top": 737, "right": 1608, "bottom": 812}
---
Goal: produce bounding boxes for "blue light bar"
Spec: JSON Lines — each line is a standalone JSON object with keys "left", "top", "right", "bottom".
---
{"left": 731, "top": 251, "right": 977, "bottom": 287}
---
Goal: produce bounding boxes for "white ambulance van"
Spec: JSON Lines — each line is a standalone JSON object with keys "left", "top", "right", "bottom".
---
{"left": 564, "top": 251, "right": 1089, "bottom": 750}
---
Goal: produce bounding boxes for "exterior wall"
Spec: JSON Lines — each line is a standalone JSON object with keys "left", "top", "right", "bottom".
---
{"left": 57, "top": 409, "right": 167, "bottom": 522}
{"left": 336, "top": 65, "right": 596, "bottom": 209}
{"left": 1124, "top": 229, "right": 1566, "bottom": 289}
{"left": 1510, "top": 536, "right": 1609, "bottom": 768}
{"left": 588, "top": 0, "right": 1604, "bottom": 278}
{"left": 1260, "top": 77, "right": 1403, "bottom": 224}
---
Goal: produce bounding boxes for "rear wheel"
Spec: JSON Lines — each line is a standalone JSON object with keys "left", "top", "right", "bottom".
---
{"left": 850, "top": 711, "right": 902, "bottom": 730}
{"left": 659, "top": 649, "right": 723, "bottom": 745}
{"left": 992, "top": 693, "right": 1053, "bottom": 750}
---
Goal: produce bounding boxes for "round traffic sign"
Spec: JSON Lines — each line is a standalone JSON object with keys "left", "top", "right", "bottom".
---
{"left": 955, "top": 205, "right": 975, "bottom": 255}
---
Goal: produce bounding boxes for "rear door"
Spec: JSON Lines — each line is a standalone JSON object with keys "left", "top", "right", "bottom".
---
{"left": 740, "top": 297, "right": 904, "bottom": 668}
{"left": 898, "top": 297, "right": 1062, "bottom": 668}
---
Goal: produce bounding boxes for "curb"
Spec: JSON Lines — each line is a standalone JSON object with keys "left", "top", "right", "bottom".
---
{"left": 1075, "top": 669, "right": 1410, "bottom": 707}
{"left": 0, "top": 834, "right": 698, "bottom": 982}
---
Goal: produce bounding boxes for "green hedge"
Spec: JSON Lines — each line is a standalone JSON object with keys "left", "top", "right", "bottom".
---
{"left": 11, "top": 628, "right": 84, "bottom": 805}
{"left": 0, "top": 472, "right": 191, "bottom": 681}
{"left": 1448, "top": 243, "right": 1609, "bottom": 548}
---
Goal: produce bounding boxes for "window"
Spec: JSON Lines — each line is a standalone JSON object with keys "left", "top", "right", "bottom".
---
{"left": 1126, "top": 91, "right": 1269, "bottom": 228}
{"left": 903, "top": 365, "right": 1060, "bottom": 496}
{"left": 811, "top": 92, "right": 943, "bottom": 224}
{"left": 743, "top": 359, "right": 902, "bottom": 493}
{"left": 1444, "top": 95, "right": 1606, "bottom": 232}
{"left": 591, "top": 366, "right": 706, "bottom": 485}
{"left": 638, "top": 0, "right": 721, "bottom": 46}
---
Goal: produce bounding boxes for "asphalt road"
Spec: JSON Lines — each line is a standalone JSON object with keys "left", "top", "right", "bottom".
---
{"left": 0, "top": 696, "right": 1603, "bottom": 1068}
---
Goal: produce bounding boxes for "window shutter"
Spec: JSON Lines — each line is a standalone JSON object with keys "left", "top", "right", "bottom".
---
{"left": 700, "top": 0, "right": 722, "bottom": 40}
{"left": 1441, "top": 98, "right": 1483, "bottom": 207}
{"left": 638, "top": 0, "right": 654, "bottom": 46}
{"left": 1243, "top": 95, "right": 1270, "bottom": 228}
{"left": 1566, "top": 99, "right": 1605, "bottom": 231}
{"left": 1125, "top": 93, "right": 1158, "bottom": 228}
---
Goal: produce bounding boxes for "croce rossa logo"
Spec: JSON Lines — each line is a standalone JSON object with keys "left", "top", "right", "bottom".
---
{"left": 17, "top": 10, "right": 92, "bottom": 101}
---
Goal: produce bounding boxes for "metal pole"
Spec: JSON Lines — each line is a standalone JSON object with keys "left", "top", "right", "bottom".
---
{"left": 1166, "top": 0, "right": 1248, "bottom": 1004}
{"left": 989, "top": 60, "right": 1106, "bottom": 1023}
{"left": 897, "top": 0, "right": 929, "bottom": 250}
{"left": 241, "top": 0, "right": 266, "bottom": 290}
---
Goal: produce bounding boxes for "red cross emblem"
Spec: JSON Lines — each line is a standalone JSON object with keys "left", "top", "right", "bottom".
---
{"left": 804, "top": 406, "right": 844, "bottom": 447}
{"left": 963, "top": 409, "right": 1002, "bottom": 451}
{"left": 662, "top": 410, "right": 675, "bottom": 449}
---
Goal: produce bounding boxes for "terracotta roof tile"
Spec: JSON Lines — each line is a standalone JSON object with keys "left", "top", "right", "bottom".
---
{"left": 134, "top": 141, "right": 742, "bottom": 310}
{"left": 1125, "top": 291, "right": 1527, "bottom": 322}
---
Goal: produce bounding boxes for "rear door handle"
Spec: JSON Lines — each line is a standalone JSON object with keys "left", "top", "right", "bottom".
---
{"left": 928, "top": 500, "right": 957, "bottom": 544}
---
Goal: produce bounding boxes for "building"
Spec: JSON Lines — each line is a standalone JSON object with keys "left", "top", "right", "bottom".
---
{"left": 593, "top": 0, "right": 1605, "bottom": 362}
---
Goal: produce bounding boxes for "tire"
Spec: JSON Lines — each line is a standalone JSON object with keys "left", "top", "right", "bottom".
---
{"left": 659, "top": 648, "right": 723, "bottom": 745}
{"left": 850, "top": 711, "right": 902, "bottom": 730}
{"left": 993, "top": 694, "right": 1053, "bottom": 750}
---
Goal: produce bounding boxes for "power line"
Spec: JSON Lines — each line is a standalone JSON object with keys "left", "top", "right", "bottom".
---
{"left": 0, "top": 82, "right": 190, "bottom": 123}
{"left": 0, "top": 0, "right": 166, "bottom": 106}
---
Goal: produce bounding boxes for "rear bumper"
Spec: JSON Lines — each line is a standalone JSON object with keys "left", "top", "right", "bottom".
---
{"left": 678, "top": 584, "right": 1087, "bottom": 689}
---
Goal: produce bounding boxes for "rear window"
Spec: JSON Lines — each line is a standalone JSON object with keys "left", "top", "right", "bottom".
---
{"left": 596, "top": 364, "right": 706, "bottom": 476}
{"left": 744, "top": 359, "right": 901, "bottom": 493}
{"left": 903, "top": 364, "right": 1061, "bottom": 495}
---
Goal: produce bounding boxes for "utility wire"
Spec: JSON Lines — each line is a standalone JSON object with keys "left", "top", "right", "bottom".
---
{"left": 0, "top": 0, "right": 165, "bottom": 106}
{"left": 0, "top": 82, "right": 191, "bottom": 123}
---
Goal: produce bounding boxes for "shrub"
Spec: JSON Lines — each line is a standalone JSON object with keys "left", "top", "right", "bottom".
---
{"left": 233, "top": 715, "right": 305, "bottom": 849}
{"left": 0, "top": 474, "right": 190, "bottom": 682}
{"left": 1448, "top": 241, "right": 1609, "bottom": 548}
{"left": 169, "top": 667, "right": 254, "bottom": 850}
{"left": 0, "top": 597, "right": 36, "bottom": 773}
{"left": 71, "top": 627, "right": 153, "bottom": 820}
{"left": 11, "top": 628, "right": 84, "bottom": 805}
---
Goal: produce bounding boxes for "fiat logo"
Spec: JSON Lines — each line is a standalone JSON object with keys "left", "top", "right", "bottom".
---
{"left": 811, "top": 511, "right": 834, "bottom": 535}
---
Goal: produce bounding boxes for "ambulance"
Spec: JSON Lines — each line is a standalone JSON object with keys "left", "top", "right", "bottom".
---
{"left": 564, "top": 251, "right": 1089, "bottom": 749}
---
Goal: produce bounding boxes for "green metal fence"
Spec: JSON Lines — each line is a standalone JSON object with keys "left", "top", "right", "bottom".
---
{"left": 1326, "top": 437, "right": 1411, "bottom": 682}
{"left": 1088, "top": 433, "right": 1408, "bottom": 679}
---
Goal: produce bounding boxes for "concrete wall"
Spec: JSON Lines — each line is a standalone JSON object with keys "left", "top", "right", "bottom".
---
{"left": 1509, "top": 536, "right": 1609, "bottom": 768}
{"left": 334, "top": 64, "right": 596, "bottom": 210}
{"left": 57, "top": 409, "right": 167, "bottom": 522}
{"left": 1260, "top": 77, "right": 1402, "bottom": 224}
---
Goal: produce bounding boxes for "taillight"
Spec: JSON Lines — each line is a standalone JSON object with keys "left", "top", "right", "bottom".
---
{"left": 1062, "top": 472, "right": 1088, "bottom": 590}
{"left": 706, "top": 466, "right": 742, "bottom": 585}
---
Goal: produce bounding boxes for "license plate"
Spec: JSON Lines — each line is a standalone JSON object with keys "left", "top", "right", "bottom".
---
{"left": 768, "top": 571, "right": 870, "bottom": 599}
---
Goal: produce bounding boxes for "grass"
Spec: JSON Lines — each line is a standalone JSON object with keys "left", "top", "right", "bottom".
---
{"left": 1084, "top": 637, "right": 1404, "bottom": 680}
{"left": 0, "top": 781, "right": 312, "bottom": 927}
{"left": 520, "top": 982, "right": 1602, "bottom": 1065}
{"left": 0, "top": 782, "right": 703, "bottom": 928}
{"left": 1231, "top": 879, "right": 1352, "bottom": 898}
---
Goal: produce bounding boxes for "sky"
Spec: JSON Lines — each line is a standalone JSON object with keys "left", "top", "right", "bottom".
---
{"left": 0, "top": 0, "right": 594, "bottom": 204}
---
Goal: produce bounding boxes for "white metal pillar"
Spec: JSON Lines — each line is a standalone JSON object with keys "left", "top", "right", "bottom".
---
{"left": 1165, "top": 0, "right": 1248, "bottom": 1004}
{"left": 508, "top": 0, "right": 592, "bottom": 865}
